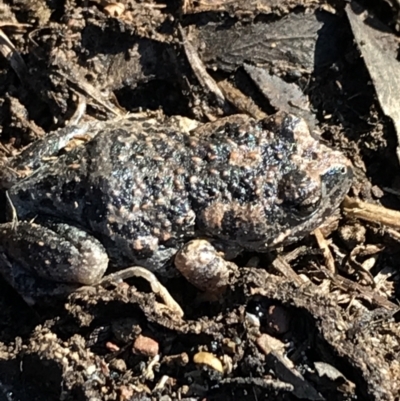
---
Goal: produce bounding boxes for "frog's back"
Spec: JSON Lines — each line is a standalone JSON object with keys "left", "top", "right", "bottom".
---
{"left": 8, "top": 119, "right": 199, "bottom": 261}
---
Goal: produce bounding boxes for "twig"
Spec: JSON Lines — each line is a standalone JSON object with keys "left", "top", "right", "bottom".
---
{"left": 271, "top": 256, "right": 305, "bottom": 286}
{"left": 314, "top": 228, "right": 336, "bottom": 273}
{"left": 0, "top": 28, "right": 28, "bottom": 83}
{"left": 343, "top": 196, "right": 400, "bottom": 229}
{"left": 320, "top": 266, "right": 398, "bottom": 310}
{"left": 178, "top": 24, "right": 226, "bottom": 108}
{"left": 101, "top": 266, "right": 184, "bottom": 319}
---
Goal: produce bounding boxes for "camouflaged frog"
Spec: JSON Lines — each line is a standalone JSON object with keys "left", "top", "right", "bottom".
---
{"left": 0, "top": 112, "right": 352, "bottom": 302}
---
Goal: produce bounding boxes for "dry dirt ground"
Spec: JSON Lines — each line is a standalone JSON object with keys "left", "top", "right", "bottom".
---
{"left": 0, "top": 0, "right": 400, "bottom": 400}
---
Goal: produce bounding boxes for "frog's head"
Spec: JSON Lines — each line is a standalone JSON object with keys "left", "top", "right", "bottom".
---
{"left": 197, "top": 113, "right": 353, "bottom": 251}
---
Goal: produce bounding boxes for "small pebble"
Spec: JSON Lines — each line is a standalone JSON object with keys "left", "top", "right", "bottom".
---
{"left": 245, "top": 312, "right": 261, "bottom": 327}
{"left": 109, "top": 358, "right": 127, "bottom": 373}
{"left": 86, "top": 364, "right": 97, "bottom": 376}
{"left": 132, "top": 334, "right": 159, "bottom": 357}
{"left": 193, "top": 351, "right": 224, "bottom": 373}
{"left": 106, "top": 341, "right": 120, "bottom": 352}
{"left": 371, "top": 185, "right": 384, "bottom": 198}
{"left": 118, "top": 385, "right": 134, "bottom": 401}
{"left": 256, "top": 333, "right": 286, "bottom": 354}
{"left": 103, "top": 2, "right": 125, "bottom": 17}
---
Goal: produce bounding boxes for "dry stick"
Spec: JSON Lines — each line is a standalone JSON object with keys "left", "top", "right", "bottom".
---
{"left": 342, "top": 196, "right": 400, "bottom": 229}
{"left": 313, "top": 228, "right": 336, "bottom": 273}
{"left": 271, "top": 256, "right": 305, "bottom": 286}
{"left": 300, "top": 199, "right": 398, "bottom": 304}
{"left": 348, "top": 245, "right": 377, "bottom": 287}
{"left": 178, "top": 24, "right": 227, "bottom": 108}
{"left": 218, "top": 79, "right": 266, "bottom": 120}
{"left": 0, "top": 23, "right": 31, "bottom": 32}
{"left": 0, "top": 28, "right": 29, "bottom": 83}
{"left": 101, "top": 266, "right": 184, "bottom": 319}
{"left": 25, "top": 41, "right": 125, "bottom": 117}
{"left": 69, "top": 94, "right": 87, "bottom": 126}
{"left": 320, "top": 266, "right": 398, "bottom": 310}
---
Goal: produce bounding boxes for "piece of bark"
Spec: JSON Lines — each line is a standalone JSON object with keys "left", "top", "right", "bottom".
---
{"left": 257, "top": 333, "right": 325, "bottom": 400}
{"left": 244, "top": 64, "right": 316, "bottom": 127}
{"left": 182, "top": 0, "right": 321, "bottom": 17}
{"left": 346, "top": 2, "right": 400, "bottom": 163}
{"left": 194, "top": 12, "right": 341, "bottom": 74}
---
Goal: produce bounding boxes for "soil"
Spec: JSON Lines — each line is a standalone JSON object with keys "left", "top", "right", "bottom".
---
{"left": 0, "top": 1, "right": 400, "bottom": 400}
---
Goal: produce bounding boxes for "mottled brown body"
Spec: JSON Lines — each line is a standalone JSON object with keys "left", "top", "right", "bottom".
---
{"left": 0, "top": 113, "right": 352, "bottom": 301}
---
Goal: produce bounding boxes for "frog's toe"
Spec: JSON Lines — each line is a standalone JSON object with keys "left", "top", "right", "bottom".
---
{"left": 175, "top": 239, "right": 237, "bottom": 296}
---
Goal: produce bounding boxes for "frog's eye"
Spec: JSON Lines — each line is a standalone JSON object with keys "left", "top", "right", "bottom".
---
{"left": 326, "top": 165, "right": 348, "bottom": 177}
{"left": 278, "top": 171, "right": 322, "bottom": 219}
{"left": 320, "top": 164, "right": 352, "bottom": 196}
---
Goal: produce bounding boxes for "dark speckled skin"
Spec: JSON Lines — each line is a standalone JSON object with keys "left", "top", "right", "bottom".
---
{"left": 0, "top": 112, "right": 352, "bottom": 300}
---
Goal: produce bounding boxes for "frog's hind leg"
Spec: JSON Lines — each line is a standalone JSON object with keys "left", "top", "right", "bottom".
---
{"left": 0, "top": 221, "right": 109, "bottom": 304}
{"left": 0, "top": 254, "right": 81, "bottom": 305}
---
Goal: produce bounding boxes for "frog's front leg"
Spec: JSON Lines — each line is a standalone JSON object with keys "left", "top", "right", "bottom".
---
{"left": 0, "top": 124, "right": 89, "bottom": 189}
{"left": 0, "top": 220, "right": 108, "bottom": 303}
{"left": 175, "top": 239, "right": 240, "bottom": 297}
